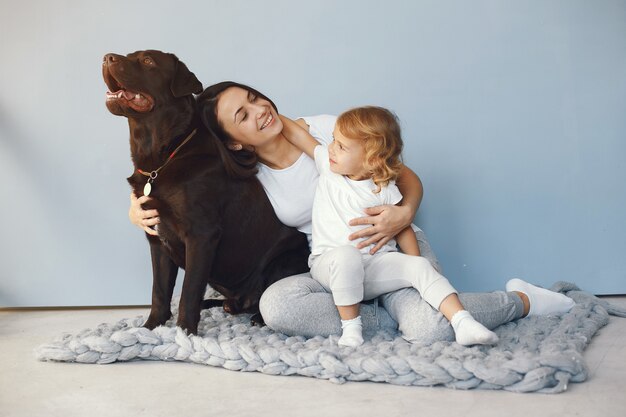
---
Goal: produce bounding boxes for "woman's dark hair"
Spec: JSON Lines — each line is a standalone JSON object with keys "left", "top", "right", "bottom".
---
{"left": 197, "top": 81, "right": 278, "bottom": 179}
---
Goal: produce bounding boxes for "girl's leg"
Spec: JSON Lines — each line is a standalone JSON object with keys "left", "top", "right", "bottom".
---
{"left": 309, "top": 246, "right": 366, "bottom": 346}
{"left": 380, "top": 289, "right": 524, "bottom": 344}
{"left": 259, "top": 272, "right": 397, "bottom": 338}
{"left": 309, "top": 246, "right": 364, "bottom": 308}
{"left": 380, "top": 227, "right": 524, "bottom": 344}
{"left": 362, "top": 252, "right": 455, "bottom": 308}
{"left": 363, "top": 252, "right": 498, "bottom": 345}
{"left": 414, "top": 228, "right": 442, "bottom": 273}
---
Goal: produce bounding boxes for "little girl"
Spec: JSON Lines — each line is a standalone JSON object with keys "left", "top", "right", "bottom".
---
{"left": 280, "top": 107, "right": 500, "bottom": 347}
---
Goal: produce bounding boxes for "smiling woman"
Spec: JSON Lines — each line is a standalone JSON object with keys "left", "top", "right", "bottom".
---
{"left": 197, "top": 81, "right": 283, "bottom": 178}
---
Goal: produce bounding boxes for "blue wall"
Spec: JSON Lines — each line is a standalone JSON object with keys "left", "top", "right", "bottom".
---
{"left": 1, "top": 0, "right": 624, "bottom": 307}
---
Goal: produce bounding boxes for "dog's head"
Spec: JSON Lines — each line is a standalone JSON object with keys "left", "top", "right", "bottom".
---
{"left": 102, "top": 50, "right": 202, "bottom": 117}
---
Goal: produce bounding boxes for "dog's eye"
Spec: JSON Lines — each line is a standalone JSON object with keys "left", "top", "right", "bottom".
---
{"left": 142, "top": 57, "right": 154, "bottom": 65}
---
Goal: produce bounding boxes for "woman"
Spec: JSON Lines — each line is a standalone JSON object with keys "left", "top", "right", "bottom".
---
{"left": 129, "top": 81, "right": 574, "bottom": 344}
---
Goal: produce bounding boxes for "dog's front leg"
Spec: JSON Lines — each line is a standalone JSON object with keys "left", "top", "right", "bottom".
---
{"left": 144, "top": 240, "right": 178, "bottom": 330}
{"left": 177, "top": 228, "right": 222, "bottom": 335}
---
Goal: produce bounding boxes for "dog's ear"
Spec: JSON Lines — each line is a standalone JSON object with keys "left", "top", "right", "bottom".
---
{"left": 171, "top": 59, "right": 203, "bottom": 98}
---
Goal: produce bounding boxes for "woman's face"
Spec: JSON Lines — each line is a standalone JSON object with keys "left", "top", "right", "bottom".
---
{"left": 216, "top": 87, "right": 283, "bottom": 149}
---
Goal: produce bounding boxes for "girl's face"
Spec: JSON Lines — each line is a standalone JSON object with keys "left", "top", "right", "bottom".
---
{"left": 328, "top": 128, "right": 370, "bottom": 180}
{"left": 216, "top": 87, "right": 283, "bottom": 149}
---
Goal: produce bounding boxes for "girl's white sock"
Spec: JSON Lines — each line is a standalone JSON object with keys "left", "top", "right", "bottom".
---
{"left": 506, "top": 278, "right": 575, "bottom": 316}
{"left": 450, "top": 310, "right": 499, "bottom": 346}
{"left": 339, "top": 316, "right": 364, "bottom": 347}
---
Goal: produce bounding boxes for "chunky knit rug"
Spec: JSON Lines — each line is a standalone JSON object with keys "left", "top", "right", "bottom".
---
{"left": 36, "top": 282, "right": 625, "bottom": 393}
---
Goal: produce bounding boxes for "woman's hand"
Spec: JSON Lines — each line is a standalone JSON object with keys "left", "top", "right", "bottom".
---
{"left": 348, "top": 204, "right": 413, "bottom": 254}
{"left": 129, "top": 192, "right": 160, "bottom": 236}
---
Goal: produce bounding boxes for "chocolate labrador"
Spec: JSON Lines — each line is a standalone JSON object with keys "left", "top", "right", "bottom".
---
{"left": 102, "top": 50, "right": 309, "bottom": 334}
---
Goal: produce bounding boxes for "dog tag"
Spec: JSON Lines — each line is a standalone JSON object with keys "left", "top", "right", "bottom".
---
{"left": 144, "top": 181, "right": 152, "bottom": 196}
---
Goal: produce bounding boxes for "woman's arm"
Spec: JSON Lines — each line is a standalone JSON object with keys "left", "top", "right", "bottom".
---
{"left": 129, "top": 192, "right": 160, "bottom": 236}
{"left": 279, "top": 115, "right": 319, "bottom": 158}
{"left": 349, "top": 165, "right": 423, "bottom": 254}
{"left": 395, "top": 165, "right": 423, "bottom": 217}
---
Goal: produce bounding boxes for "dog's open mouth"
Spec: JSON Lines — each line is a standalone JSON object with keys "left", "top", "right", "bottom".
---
{"left": 104, "top": 69, "right": 154, "bottom": 113}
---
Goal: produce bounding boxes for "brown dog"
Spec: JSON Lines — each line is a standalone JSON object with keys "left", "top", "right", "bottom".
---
{"left": 102, "top": 50, "right": 309, "bottom": 334}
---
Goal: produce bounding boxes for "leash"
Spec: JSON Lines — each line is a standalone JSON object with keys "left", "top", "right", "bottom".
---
{"left": 137, "top": 128, "right": 197, "bottom": 196}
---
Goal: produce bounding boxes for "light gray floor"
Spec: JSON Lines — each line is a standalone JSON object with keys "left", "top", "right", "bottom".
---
{"left": 1, "top": 297, "right": 625, "bottom": 417}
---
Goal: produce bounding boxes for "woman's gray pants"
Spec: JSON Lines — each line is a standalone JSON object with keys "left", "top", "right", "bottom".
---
{"left": 259, "top": 229, "right": 525, "bottom": 344}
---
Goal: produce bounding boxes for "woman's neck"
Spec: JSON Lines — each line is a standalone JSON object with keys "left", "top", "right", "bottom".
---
{"left": 256, "top": 133, "right": 303, "bottom": 170}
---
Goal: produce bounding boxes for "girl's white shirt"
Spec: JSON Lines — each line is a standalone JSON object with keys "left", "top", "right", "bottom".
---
{"left": 309, "top": 144, "right": 402, "bottom": 259}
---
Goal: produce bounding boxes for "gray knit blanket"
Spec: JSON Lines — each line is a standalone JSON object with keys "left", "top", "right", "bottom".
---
{"left": 36, "top": 282, "right": 625, "bottom": 393}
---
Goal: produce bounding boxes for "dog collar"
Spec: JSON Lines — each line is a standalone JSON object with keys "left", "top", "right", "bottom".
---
{"left": 137, "top": 128, "right": 197, "bottom": 196}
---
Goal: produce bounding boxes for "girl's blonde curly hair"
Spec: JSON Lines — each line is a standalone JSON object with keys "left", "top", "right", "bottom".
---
{"left": 336, "top": 106, "right": 404, "bottom": 193}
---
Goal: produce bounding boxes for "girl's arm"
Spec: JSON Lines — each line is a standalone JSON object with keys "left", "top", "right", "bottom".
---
{"left": 279, "top": 115, "right": 319, "bottom": 158}
{"left": 349, "top": 166, "right": 423, "bottom": 254}
{"left": 395, "top": 226, "right": 421, "bottom": 256}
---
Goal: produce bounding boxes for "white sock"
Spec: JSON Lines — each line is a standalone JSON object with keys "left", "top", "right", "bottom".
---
{"left": 450, "top": 310, "right": 499, "bottom": 346}
{"left": 506, "top": 278, "right": 575, "bottom": 316}
{"left": 338, "top": 316, "right": 364, "bottom": 347}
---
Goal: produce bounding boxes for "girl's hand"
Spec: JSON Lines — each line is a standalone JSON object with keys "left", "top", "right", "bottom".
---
{"left": 348, "top": 204, "right": 413, "bottom": 254}
{"left": 129, "top": 192, "right": 160, "bottom": 236}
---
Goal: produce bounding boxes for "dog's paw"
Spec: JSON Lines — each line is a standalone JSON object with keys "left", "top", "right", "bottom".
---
{"left": 144, "top": 317, "right": 163, "bottom": 330}
{"left": 176, "top": 317, "right": 199, "bottom": 336}
{"left": 223, "top": 299, "right": 241, "bottom": 314}
{"left": 144, "top": 310, "right": 172, "bottom": 330}
{"left": 250, "top": 313, "right": 265, "bottom": 327}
